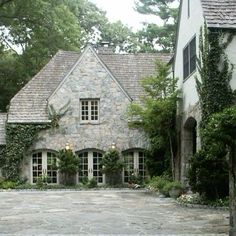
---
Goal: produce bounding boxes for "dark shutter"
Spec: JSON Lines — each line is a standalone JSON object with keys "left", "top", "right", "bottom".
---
{"left": 190, "top": 37, "right": 196, "bottom": 74}
{"left": 183, "top": 46, "right": 189, "bottom": 79}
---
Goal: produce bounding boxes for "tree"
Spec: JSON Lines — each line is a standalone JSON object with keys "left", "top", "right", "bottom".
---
{"left": 0, "top": 0, "right": 82, "bottom": 111}
{"left": 57, "top": 149, "right": 80, "bottom": 185}
{"left": 0, "top": 0, "right": 138, "bottom": 112}
{"left": 135, "top": 0, "right": 179, "bottom": 52}
{"left": 128, "top": 60, "right": 178, "bottom": 179}
{"left": 202, "top": 107, "right": 236, "bottom": 235}
{"left": 101, "top": 149, "right": 124, "bottom": 185}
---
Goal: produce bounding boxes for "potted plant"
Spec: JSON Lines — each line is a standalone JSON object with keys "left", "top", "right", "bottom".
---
{"left": 166, "top": 181, "right": 184, "bottom": 198}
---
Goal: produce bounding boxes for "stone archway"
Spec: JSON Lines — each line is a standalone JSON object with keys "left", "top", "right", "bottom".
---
{"left": 181, "top": 117, "right": 197, "bottom": 183}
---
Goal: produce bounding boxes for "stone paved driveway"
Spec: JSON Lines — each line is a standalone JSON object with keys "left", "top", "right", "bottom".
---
{"left": 0, "top": 190, "right": 229, "bottom": 235}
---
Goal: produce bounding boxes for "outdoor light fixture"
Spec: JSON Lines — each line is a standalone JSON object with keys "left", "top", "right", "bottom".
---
{"left": 65, "top": 142, "right": 70, "bottom": 150}
{"left": 111, "top": 142, "right": 116, "bottom": 149}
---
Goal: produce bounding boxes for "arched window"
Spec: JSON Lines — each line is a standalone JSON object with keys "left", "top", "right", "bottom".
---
{"left": 77, "top": 149, "right": 104, "bottom": 184}
{"left": 32, "top": 151, "right": 58, "bottom": 184}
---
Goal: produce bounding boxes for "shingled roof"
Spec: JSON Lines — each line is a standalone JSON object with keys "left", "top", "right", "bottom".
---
{"left": 8, "top": 47, "right": 171, "bottom": 123}
{"left": 0, "top": 114, "right": 7, "bottom": 145}
{"left": 201, "top": 0, "right": 236, "bottom": 29}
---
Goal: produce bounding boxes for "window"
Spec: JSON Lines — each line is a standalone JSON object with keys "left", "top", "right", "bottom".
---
{"left": 123, "top": 150, "right": 147, "bottom": 183}
{"left": 32, "top": 151, "right": 58, "bottom": 184}
{"left": 80, "top": 99, "right": 99, "bottom": 123}
{"left": 183, "top": 36, "right": 196, "bottom": 79}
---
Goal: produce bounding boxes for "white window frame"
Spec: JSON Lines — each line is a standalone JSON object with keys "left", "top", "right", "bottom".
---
{"left": 80, "top": 99, "right": 100, "bottom": 124}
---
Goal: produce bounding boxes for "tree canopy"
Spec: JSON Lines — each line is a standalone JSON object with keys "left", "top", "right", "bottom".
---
{"left": 128, "top": 60, "right": 178, "bottom": 178}
{"left": 0, "top": 0, "right": 137, "bottom": 111}
{"left": 135, "top": 0, "right": 179, "bottom": 52}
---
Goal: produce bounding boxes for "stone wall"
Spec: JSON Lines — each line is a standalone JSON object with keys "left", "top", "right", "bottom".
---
{"left": 179, "top": 102, "right": 201, "bottom": 184}
{"left": 22, "top": 48, "right": 148, "bottom": 180}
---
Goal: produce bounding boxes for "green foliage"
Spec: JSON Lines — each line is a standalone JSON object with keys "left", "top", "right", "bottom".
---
{"left": 135, "top": 0, "right": 179, "bottom": 52}
{"left": 2, "top": 123, "right": 50, "bottom": 180}
{"left": 101, "top": 149, "right": 123, "bottom": 175}
{"left": 57, "top": 149, "right": 80, "bottom": 175}
{"left": 196, "top": 25, "right": 234, "bottom": 127}
{"left": 177, "top": 193, "right": 229, "bottom": 208}
{"left": 86, "top": 178, "right": 98, "bottom": 188}
{"left": 101, "top": 149, "right": 123, "bottom": 185}
{"left": 48, "top": 101, "right": 70, "bottom": 128}
{"left": 128, "top": 60, "right": 178, "bottom": 178}
{"left": 148, "top": 176, "right": 171, "bottom": 191}
{"left": 0, "top": 0, "right": 138, "bottom": 112}
{"left": 36, "top": 173, "right": 48, "bottom": 189}
{"left": 148, "top": 175, "right": 183, "bottom": 197}
{"left": 189, "top": 150, "right": 228, "bottom": 200}
{"left": 0, "top": 145, "right": 6, "bottom": 168}
{"left": 57, "top": 149, "right": 80, "bottom": 185}
{"left": 189, "top": 26, "right": 235, "bottom": 200}
{"left": 0, "top": 180, "right": 17, "bottom": 189}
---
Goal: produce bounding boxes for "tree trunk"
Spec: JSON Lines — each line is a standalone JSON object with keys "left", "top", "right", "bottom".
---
{"left": 229, "top": 144, "right": 236, "bottom": 236}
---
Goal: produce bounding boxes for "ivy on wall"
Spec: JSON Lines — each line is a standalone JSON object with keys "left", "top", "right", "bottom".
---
{"left": 1, "top": 103, "right": 70, "bottom": 181}
{"left": 196, "top": 24, "right": 234, "bottom": 127}
{"left": 2, "top": 124, "right": 50, "bottom": 181}
{"left": 189, "top": 24, "right": 235, "bottom": 199}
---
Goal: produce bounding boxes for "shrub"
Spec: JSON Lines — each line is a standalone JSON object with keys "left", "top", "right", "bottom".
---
{"left": 57, "top": 149, "right": 80, "bottom": 185}
{"left": 1, "top": 180, "right": 17, "bottom": 189}
{"left": 163, "top": 181, "right": 184, "bottom": 198}
{"left": 101, "top": 149, "right": 123, "bottom": 185}
{"left": 188, "top": 150, "right": 228, "bottom": 200}
{"left": 148, "top": 176, "right": 171, "bottom": 192}
{"left": 87, "top": 178, "right": 97, "bottom": 188}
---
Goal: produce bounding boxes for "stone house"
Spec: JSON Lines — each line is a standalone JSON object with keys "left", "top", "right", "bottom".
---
{"left": 0, "top": 46, "right": 170, "bottom": 184}
{"left": 174, "top": 0, "right": 236, "bottom": 182}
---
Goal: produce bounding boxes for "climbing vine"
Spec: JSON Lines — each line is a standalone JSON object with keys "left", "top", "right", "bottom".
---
{"left": 189, "top": 24, "right": 235, "bottom": 199}
{"left": 1, "top": 102, "right": 70, "bottom": 181}
{"left": 2, "top": 124, "right": 50, "bottom": 180}
{"left": 196, "top": 24, "right": 234, "bottom": 128}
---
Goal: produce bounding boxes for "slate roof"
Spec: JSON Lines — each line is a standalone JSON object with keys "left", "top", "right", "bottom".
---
{"left": 201, "top": 0, "right": 236, "bottom": 29}
{"left": 100, "top": 53, "right": 171, "bottom": 101}
{"left": 8, "top": 47, "right": 171, "bottom": 123}
{"left": 0, "top": 114, "right": 7, "bottom": 145}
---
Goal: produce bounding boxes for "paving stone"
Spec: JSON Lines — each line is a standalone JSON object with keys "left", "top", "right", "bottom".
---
{"left": 0, "top": 190, "right": 229, "bottom": 235}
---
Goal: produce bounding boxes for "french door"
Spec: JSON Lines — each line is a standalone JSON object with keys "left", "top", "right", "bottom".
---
{"left": 78, "top": 151, "right": 104, "bottom": 184}
{"left": 32, "top": 151, "right": 58, "bottom": 184}
{"left": 123, "top": 151, "right": 146, "bottom": 183}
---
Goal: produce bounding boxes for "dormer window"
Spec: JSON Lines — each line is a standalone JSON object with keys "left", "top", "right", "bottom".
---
{"left": 183, "top": 36, "right": 196, "bottom": 79}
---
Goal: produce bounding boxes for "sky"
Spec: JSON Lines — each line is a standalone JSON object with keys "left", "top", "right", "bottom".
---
{"left": 88, "top": 0, "right": 158, "bottom": 31}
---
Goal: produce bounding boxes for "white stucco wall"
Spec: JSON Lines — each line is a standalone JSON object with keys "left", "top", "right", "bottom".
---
{"left": 174, "top": 0, "right": 204, "bottom": 112}
{"left": 226, "top": 36, "right": 236, "bottom": 90}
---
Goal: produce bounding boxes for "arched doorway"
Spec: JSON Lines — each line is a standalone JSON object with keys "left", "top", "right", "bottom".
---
{"left": 181, "top": 117, "right": 197, "bottom": 182}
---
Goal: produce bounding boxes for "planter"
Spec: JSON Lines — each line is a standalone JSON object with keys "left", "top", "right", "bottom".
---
{"left": 169, "top": 188, "right": 182, "bottom": 198}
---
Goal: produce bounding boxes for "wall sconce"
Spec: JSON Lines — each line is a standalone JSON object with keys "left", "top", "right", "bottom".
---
{"left": 65, "top": 142, "right": 70, "bottom": 150}
{"left": 111, "top": 142, "right": 116, "bottom": 149}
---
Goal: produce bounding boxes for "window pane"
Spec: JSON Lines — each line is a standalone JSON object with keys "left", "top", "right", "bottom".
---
{"left": 80, "top": 99, "right": 99, "bottom": 122}
{"left": 190, "top": 37, "right": 196, "bottom": 74}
